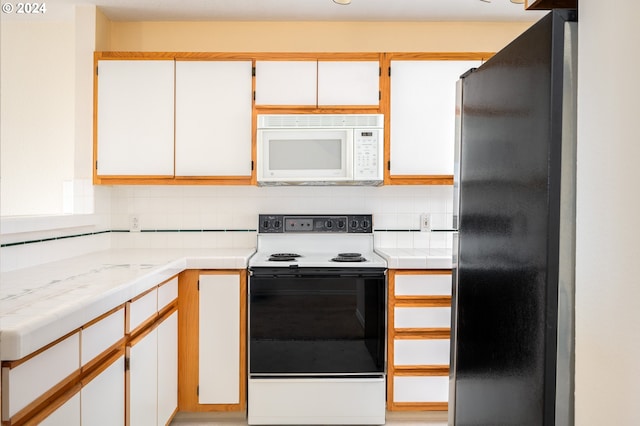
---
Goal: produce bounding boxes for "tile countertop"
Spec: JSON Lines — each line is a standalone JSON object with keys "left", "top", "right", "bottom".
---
{"left": 0, "top": 248, "right": 255, "bottom": 361}
{"left": 374, "top": 247, "right": 453, "bottom": 269}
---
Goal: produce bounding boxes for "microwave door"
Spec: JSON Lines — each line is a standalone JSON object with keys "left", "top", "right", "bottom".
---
{"left": 258, "top": 129, "right": 352, "bottom": 183}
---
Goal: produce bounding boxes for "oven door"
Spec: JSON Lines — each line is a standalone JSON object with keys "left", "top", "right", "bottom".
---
{"left": 249, "top": 267, "right": 386, "bottom": 376}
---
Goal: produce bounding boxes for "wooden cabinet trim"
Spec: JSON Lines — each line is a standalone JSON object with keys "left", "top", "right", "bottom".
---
{"left": 394, "top": 329, "right": 451, "bottom": 339}
{"left": 389, "top": 401, "right": 449, "bottom": 412}
{"left": 393, "top": 366, "right": 449, "bottom": 376}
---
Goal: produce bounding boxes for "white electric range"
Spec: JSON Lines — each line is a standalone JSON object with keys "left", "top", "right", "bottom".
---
{"left": 247, "top": 214, "right": 387, "bottom": 425}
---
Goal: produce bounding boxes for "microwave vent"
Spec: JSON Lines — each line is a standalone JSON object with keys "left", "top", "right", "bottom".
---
{"left": 258, "top": 114, "right": 383, "bottom": 129}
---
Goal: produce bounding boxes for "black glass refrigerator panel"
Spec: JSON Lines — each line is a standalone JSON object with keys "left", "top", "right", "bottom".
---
{"left": 249, "top": 271, "right": 385, "bottom": 375}
{"left": 450, "top": 10, "right": 576, "bottom": 426}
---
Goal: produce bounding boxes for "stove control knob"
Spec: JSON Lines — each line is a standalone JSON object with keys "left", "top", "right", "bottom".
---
{"left": 262, "top": 220, "right": 270, "bottom": 229}
{"left": 273, "top": 220, "right": 281, "bottom": 229}
{"left": 337, "top": 220, "right": 345, "bottom": 229}
{"left": 325, "top": 220, "right": 333, "bottom": 229}
{"left": 351, "top": 219, "right": 359, "bottom": 230}
{"left": 361, "top": 219, "right": 370, "bottom": 230}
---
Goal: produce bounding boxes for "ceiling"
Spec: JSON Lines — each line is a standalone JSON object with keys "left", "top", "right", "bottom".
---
{"left": 34, "top": 0, "right": 548, "bottom": 22}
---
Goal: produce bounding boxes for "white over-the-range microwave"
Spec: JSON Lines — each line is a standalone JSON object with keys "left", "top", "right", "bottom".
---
{"left": 256, "top": 114, "right": 384, "bottom": 186}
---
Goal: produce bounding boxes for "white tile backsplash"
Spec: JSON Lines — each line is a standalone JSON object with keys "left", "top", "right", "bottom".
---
{"left": 108, "top": 184, "right": 452, "bottom": 231}
{"left": 2, "top": 184, "right": 454, "bottom": 271}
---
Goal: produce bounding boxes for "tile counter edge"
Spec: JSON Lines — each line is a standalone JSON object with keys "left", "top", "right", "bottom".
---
{"left": 0, "top": 248, "right": 256, "bottom": 360}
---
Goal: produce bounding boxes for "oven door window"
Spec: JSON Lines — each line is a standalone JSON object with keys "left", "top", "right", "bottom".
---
{"left": 249, "top": 272, "right": 385, "bottom": 375}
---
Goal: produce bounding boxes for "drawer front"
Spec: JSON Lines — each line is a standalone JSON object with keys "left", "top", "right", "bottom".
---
{"left": 3, "top": 332, "right": 80, "bottom": 418}
{"left": 394, "top": 306, "right": 451, "bottom": 329}
{"left": 157, "top": 277, "right": 178, "bottom": 311}
{"left": 394, "top": 273, "right": 451, "bottom": 297}
{"left": 393, "top": 376, "right": 449, "bottom": 403}
{"left": 394, "top": 339, "right": 450, "bottom": 366}
{"left": 81, "top": 307, "right": 125, "bottom": 366}
{"left": 128, "top": 287, "right": 158, "bottom": 333}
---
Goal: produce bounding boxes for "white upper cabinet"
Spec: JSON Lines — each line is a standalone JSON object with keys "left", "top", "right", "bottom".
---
{"left": 255, "top": 61, "right": 317, "bottom": 106}
{"left": 317, "top": 61, "right": 380, "bottom": 106}
{"left": 255, "top": 60, "right": 380, "bottom": 107}
{"left": 96, "top": 60, "right": 175, "bottom": 176}
{"left": 389, "top": 60, "right": 480, "bottom": 176}
{"left": 175, "top": 61, "right": 253, "bottom": 177}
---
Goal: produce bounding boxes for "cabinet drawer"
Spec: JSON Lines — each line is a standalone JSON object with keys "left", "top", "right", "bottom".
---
{"left": 2, "top": 332, "right": 80, "bottom": 418}
{"left": 393, "top": 376, "right": 448, "bottom": 403}
{"left": 394, "top": 339, "right": 450, "bottom": 366}
{"left": 394, "top": 306, "right": 451, "bottom": 329}
{"left": 81, "top": 307, "right": 125, "bottom": 366}
{"left": 128, "top": 288, "right": 158, "bottom": 333}
{"left": 158, "top": 277, "right": 178, "bottom": 311}
{"left": 394, "top": 273, "right": 451, "bottom": 296}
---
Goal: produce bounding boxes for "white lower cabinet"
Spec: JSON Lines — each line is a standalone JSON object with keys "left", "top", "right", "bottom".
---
{"left": 1, "top": 278, "right": 178, "bottom": 425}
{"left": 157, "top": 311, "right": 178, "bottom": 426}
{"left": 39, "top": 393, "right": 81, "bottom": 426}
{"left": 81, "top": 355, "right": 126, "bottom": 426}
{"left": 198, "top": 274, "right": 240, "bottom": 404}
{"left": 128, "top": 310, "right": 178, "bottom": 426}
{"left": 129, "top": 328, "right": 159, "bottom": 426}
{"left": 387, "top": 270, "right": 452, "bottom": 411}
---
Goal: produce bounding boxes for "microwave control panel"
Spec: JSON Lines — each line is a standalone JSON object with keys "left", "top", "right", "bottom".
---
{"left": 354, "top": 129, "right": 382, "bottom": 180}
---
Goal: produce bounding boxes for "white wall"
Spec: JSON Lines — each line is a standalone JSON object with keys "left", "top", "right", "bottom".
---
{"left": 0, "top": 4, "right": 97, "bottom": 216}
{"left": 0, "top": 19, "right": 75, "bottom": 216}
{"left": 576, "top": 0, "right": 640, "bottom": 424}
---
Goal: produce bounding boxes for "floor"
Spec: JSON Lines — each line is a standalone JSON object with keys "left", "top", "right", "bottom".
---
{"left": 171, "top": 411, "right": 448, "bottom": 426}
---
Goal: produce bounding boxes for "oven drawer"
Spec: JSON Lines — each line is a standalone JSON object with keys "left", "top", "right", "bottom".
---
{"left": 394, "top": 338, "right": 450, "bottom": 366}
{"left": 248, "top": 377, "right": 385, "bottom": 425}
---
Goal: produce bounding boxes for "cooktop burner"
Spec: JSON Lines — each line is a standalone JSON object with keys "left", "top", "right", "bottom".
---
{"left": 269, "top": 253, "right": 301, "bottom": 262}
{"left": 332, "top": 253, "right": 367, "bottom": 262}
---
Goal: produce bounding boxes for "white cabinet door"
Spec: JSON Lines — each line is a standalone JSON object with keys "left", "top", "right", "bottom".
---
{"left": 255, "top": 61, "right": 317, "bottom": 106}
{"left": 82, "top": 355, "right": 125, "bottom": 426}
{"left": 175, "top": 61, "right": 253, "bottom": 176}
{"left": 128, "top": 329, "right": 158, "bottom": 426}
{"left": 96, "top": 60, "right": 175, "bottom": 176}
{"left": 390, "top": 60, "right": 480, "bottom": 175}
{"left": 199, "top": 274, "right": 240, "bottom": 404}
{"left": 157, "top": 312, "right": 178, "bottom": 426}
{"left": 38, "top": 393, "right": 81, "bottom": 426}
{"left": 317, "top": 61, "right": 379, "bottom": 106}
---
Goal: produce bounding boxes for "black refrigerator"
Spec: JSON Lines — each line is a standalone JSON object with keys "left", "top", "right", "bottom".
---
{"left": 449, "top": 10, "right": 577, "bottom": 426}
